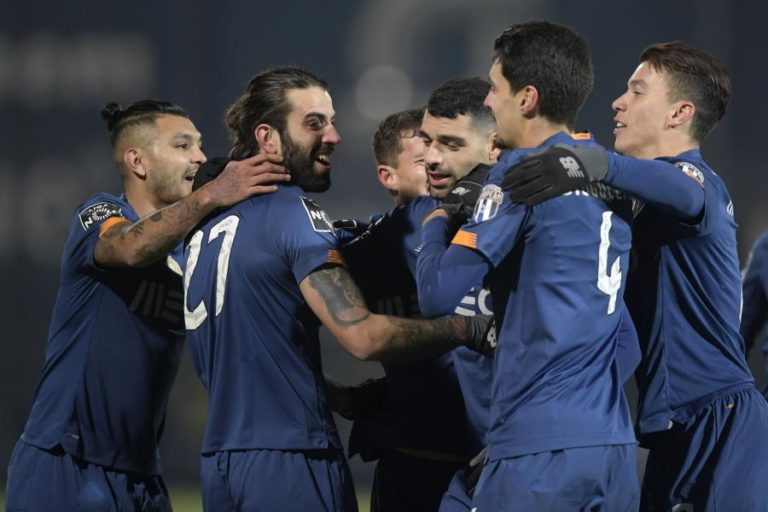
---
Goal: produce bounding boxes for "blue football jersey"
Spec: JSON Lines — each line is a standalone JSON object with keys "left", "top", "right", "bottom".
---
{"left": 741, "top": 230, "right": 768, "bottom": 352}
{"left": 741, "top": 230, "right": 768, "bottom": 395}
{"left": 627, "top": 150, "right": 755, "bottom": 435}
{"left": 454, "top": 132, "right": 636, "bottom": 461}
{"left": 343, "top": 196, "right": 485, "bottom": 456}
{"left": 184, "top": 185, "right": 344, "bottom": 454}
{"left": 21, "top": 193, "right": 185, "bottom": 475}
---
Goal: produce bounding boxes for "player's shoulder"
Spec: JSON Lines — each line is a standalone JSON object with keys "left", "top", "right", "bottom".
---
{"left": 405, "top": 195, "right": 439, "bottom": 218}
{"left": 75, "top": 192, "right": 130, "bottom": 232}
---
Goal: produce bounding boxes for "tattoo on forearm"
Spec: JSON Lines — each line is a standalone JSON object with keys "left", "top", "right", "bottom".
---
{"left": 96, "top": 191, "right": 209, "bottom": 265}
{"left": 308, "top": 267, "right": 371, "bottom": 327}
{"left": 378, "top": 316, "right": 464, "bottom": 360}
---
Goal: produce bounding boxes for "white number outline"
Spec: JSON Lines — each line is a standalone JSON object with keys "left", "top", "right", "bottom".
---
{"left": 597, "top": 211, "right": 622, "bottom": 314}
{"left": 184, "top": 215, "right": 240, "bottom": 329}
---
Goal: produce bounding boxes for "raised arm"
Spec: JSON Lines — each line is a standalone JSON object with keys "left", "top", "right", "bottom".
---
{"left": 299, "top": 265, "right": 493, "bottom": 363}
{"left": 95, "top": 154, "right": 288, "bottom": 267}
{"left": 503, "top": 143, "right": 704, "bottom": 220}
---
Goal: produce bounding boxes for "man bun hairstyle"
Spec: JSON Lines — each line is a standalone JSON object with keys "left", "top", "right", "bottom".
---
{"left": 101, "top": 99, "right": 189, "bottom": 147}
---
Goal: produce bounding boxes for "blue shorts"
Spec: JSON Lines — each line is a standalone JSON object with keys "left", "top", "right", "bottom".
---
{"left": 438, "top": 465, "right": 473, "bottom": 512}
{"left": 370, "top": 449, "right": 465, "bottom": 512}
{"left": 471, "top": 444, "right": 639, "bottom": 512}
{"left": 200, "top": 448, "right": 357, "bottom": 512}
{"left": 4, "top": 440, "right": 170, "bottom": 512}
{"left": 641, "top": 388, "right": 768, "bottom": 511}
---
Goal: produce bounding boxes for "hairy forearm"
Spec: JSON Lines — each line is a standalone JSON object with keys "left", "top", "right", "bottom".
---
{"left": 304, "top": 265, "right": 464, "bottom": 362}
{"left": 368, "top": 314, "right": 466, "bottom": 363}
{"left": 95, "top": 190, "right": 214, "bottom": 268}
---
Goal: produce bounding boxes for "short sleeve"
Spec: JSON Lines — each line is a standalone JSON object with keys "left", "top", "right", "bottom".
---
{"left": 278, "top": 195, "right": 344, "bottom": 283}
{"left": 67, "top": 196, "right": 128, "bottom": 273}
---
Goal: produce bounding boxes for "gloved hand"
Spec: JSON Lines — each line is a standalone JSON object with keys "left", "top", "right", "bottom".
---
{"left": 502, "top": 143, "right": 609, "bottom": 206}
{"left": 193, "top": 156, "right": 230, "bottom": 191}
{"left": 439, "top": 163, "right": 492, "bottom": 224}
{"left": 329, "top": 377, "right": 389, "bottom": 421}
{"left": 462, "top": 314, "right": 497, "bottom": 358}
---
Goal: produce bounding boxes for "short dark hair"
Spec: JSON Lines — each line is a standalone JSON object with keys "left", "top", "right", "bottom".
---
{"left": 639, "top": 42, "right": 731, "bottom": 143}
{"left": 493, "top": 21, "right": 593, "bottom": 129}
{"left": 425, "top": 77, "right": 494, "bottom": 129}
{"left": 372, "top": 108, "right": 425, "bottom": 167}
{"left": 225, "top": 67, "right": 328, "bottom": 159}
{"left": 101, "top": 99, "right": 189, "bottom": 146}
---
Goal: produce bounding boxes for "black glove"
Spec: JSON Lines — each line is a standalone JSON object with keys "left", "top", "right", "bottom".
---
{"left": 332, "top": 219, "right": 370, "bottom": 239}
{"left": 333, "top": 377, "right": 389, "bottom": 421}
{"left": 502, "top": 143, "right": 609, "bottom": 206}
{"left": 462, "top": 314, "right": 497, "bottom": 358}
{"left": 193, "top": 156, "right": 230, "bottom": 191}
{"left": 439, "top": 163, "right": 492, "bottom": 223}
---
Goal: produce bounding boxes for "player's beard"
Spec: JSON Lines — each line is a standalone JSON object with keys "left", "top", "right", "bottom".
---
{"left": 281, "top": 132, "right": 331, "bottom": 193}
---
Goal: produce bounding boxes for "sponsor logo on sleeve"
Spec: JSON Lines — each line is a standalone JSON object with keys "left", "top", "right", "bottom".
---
{"left": 78, "top": 202, "right": 123, "bottom": 230}
{"left": 675, "top": 161, "right": 705, "bottom": 187}
{"left": 300, "top": 197, "right": 334, "bottom": 232}
{"left": 472, "top": 184, "right": 503, "bottom": 223}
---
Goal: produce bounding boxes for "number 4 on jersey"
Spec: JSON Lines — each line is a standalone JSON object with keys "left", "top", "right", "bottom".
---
{"left": 184, "top": 215, "right": 240, "bottom": 329}
{"left": 597, "top": 211, "right": 622, "bottom": 315}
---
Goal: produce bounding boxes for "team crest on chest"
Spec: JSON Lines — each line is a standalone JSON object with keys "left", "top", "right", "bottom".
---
{"left": 300, "top": 197, "right": 334, "bottom": 232}
{"left": 472, "top": 184, "right": 503, "bottom": 223}
{"left": 79, "top": 202, "right": 122, "bottom": 230}
{"left": 675, "top": 161, "right": 705, "bottom": 187}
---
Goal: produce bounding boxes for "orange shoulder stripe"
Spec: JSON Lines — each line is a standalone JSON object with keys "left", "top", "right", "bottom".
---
{"left": 98, "top": 217, "right": 129, "bottom": 238}
{"left": 452, "top": 230, "right": 477, "bottom": 249}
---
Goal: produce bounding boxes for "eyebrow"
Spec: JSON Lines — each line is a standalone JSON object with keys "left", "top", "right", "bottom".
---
{"left": 304, "top": 112, "right": 335, "bottom": 123}
{"left": 172, "top": 132, "right": 202, "bottom": 142}
{"left": 437, "top": 134, "right": 467, "bottom": 146}
{"left": 629, "top": 79, "right": 648, "bottom": 90}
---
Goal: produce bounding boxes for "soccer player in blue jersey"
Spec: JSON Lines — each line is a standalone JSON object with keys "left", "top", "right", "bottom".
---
{"left": 416, "top": 22, "right": 641, "bottom": 510}
{"left": 742, "top": 229, "right": 768, "bottom": 397}
{"left": 611, "top": 43, "right": 768, "bottom": 511}
{"left": 342, "top": 80, "right": 499, "bottom": 512}
{"left": 183, "top": 68, "right": 495, "bottom": 512}
{"left": 503, "top": 41, "right": 768, "bottom": 511}
{"left": 4, "top": 99, "right": 288, "bottom": 511}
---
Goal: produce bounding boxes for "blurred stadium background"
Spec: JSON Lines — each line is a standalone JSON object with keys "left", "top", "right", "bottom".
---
{"left": 1, "top": 1, "right": 766, "bottom": 510}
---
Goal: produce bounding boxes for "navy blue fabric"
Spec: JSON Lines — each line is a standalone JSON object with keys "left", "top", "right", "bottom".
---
{"left": 626, "top": 150, "right": 756, "bottom": 436}
{"left": 471, "top": 445, "right": 639, "bottom": 511}
{"left": 741, "top": 229, "right": 768, "bottom": 397}
{"left": 184, "top": 185, "right": 343, "bottom": 454}
{"left": 5, "top": 441, "right": 171, "bottom": 511}
{"left": 343, "top": 196, "right": 484, "bottom": 458}
{"left": 418, "top": 132, "right": 637, "bottom": 463}
{"left": 20, "top": 192, "right": 184, "bottom": 476}
{"left": 200, "top": 448, "right": 357, "bottom": 512}
{"left": 640, "top": 388, "right": 768, "bottom": 511}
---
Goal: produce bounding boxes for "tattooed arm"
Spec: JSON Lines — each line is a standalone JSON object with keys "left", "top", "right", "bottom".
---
{"left": 95, "top": 154, "right": 288, "bottom": 267}
{"left": 299, "top": 265, "right": 473, "bottom": 363}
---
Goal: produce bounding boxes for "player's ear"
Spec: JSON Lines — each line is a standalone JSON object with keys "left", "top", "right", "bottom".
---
{"left": 669, "top": 100, "right": 695, "bottom": 130}
{"left": 519, "top": 85, "right": 539, "bottom": 117}
{"left": 123, "top": 147, "right": 147, "bottom": 179}
{"left": 487, "top": 131, "right": 502, "bottom": 163}
{"left": 255, "top": 124, "right": 281, "bottom": 155}
{"left": 377, "top": 165, "right": 397, "bottom": 192}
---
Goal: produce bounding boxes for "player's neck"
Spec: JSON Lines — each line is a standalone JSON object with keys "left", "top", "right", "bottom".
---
{"left": 631, "top": 139, "right": 700, "bottom": 160}
{"left": 124, "top": 186, "right": 163, "bottom": 218}
{"left": 517, "top": 118, "right": 570, "bottom": 149}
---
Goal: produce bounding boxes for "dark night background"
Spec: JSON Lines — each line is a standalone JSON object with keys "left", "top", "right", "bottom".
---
{"left": 1, "top": 0, "right": 766, "bottom": 499}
